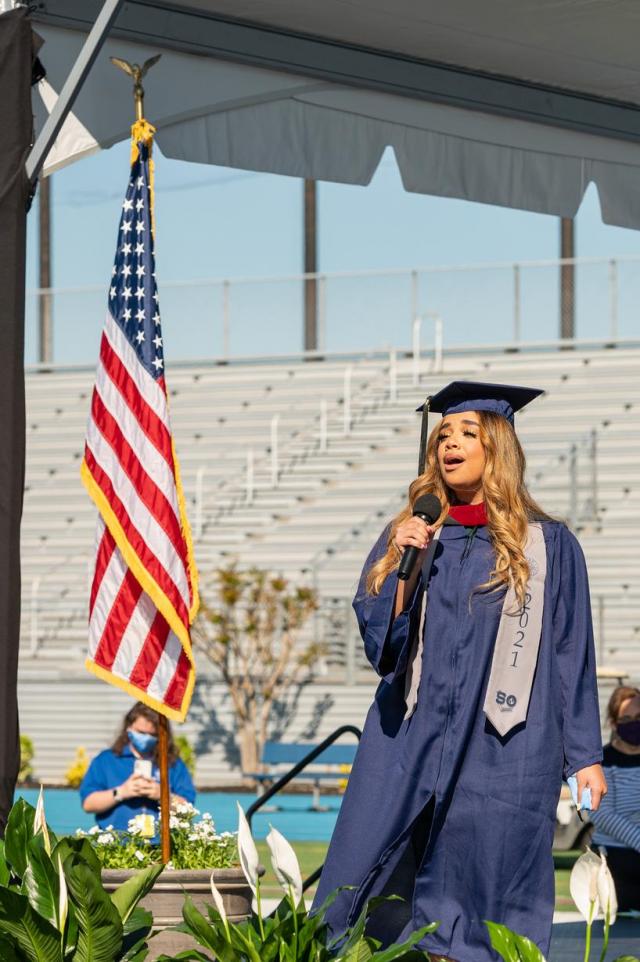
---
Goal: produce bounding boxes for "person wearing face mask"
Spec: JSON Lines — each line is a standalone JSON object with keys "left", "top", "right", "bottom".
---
{"left": 591, "top": 685, "right": 640, "bottom": 910}
{"left": 311, "top": 381, "right": 605, "bottom": 962}
{"left": 80, "top": 701, "right": 196, "bottom": 831}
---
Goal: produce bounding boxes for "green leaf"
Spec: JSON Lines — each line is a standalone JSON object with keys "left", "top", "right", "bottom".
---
{"left": 341, "top": 895, "right": 406, "bottom": 954}
{"left": 120, "top": 944, "right": 149, "bottom": 962}
{"left": 485, "top": 921, "right": 521, "bottom": 962}
{"left": 22, "top": 836, "right": 62, "bottom": 930}
{"left": 120, "top": 906, "right": 153, "bottom": 960}
{"left": 4, "top": 798, "right": 37, "bottom": 879}
{"left": 0, "top": 932, "right": 24, "bottom": 962}
{"left": 63, "top": 854, "right": 123, "bottom": 962}
{"left": 0, "top": 840, "right": 11, "bottom": 887}
{"left": 0, "top": 885, "right": 62, "bottom": 962}
{"left": 611, "top": 957, "right": 640, "bottom": 962}
{"left": 181, "top": 897, "right": 234, "bottom": 960}
{"left": 342, "top": 940, "right": 376, "bottom": 962}
{"left": 110, "top": 864, "right": 163, "bottom": 925}
{"left": 53, "top": 837, "right": 101, "bottom": 877}
{"left": 512, "top": 931, "right": 546, "bottom": 962}
{"left": 370, "top": 922, "right": 439, "bottom": 961}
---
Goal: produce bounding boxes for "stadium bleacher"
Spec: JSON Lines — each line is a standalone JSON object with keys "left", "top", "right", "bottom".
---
{"left": 19, "top": 344, "right": 640, "bottom": 783}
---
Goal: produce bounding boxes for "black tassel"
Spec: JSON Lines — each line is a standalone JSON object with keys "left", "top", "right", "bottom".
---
{"left": 418, "top": 396, "right": 431, "bottom": 476}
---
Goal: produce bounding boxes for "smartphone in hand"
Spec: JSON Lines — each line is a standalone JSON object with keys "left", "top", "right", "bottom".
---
{"left": 134, "top": 758, "right": 153, "bottom": 779}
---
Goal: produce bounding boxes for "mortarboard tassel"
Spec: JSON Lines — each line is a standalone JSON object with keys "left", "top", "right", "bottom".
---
{"left": 418, "top": 396, "right": 431, "bottom": 476}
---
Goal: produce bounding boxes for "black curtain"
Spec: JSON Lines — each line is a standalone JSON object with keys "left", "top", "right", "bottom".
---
{"left": 0, "top": 7, "right": 37, "bottom": 834}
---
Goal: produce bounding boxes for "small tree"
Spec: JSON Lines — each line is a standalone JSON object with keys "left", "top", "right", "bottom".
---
{"left": 194, "top": 566, "right": 324, "bottom": 775}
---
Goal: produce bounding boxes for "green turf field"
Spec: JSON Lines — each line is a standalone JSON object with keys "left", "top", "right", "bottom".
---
{"left": 257, "top": 842, "right": 581, "bottom": 913}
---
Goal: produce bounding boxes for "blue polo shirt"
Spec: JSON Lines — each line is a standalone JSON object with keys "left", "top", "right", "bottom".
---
{"left": 79, "top": 745, "right": 196, "bottom": 830}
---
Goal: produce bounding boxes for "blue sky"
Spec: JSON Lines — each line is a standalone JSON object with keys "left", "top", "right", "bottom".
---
{"left": 25, "top": 142, "right": 640, "bottom": 365}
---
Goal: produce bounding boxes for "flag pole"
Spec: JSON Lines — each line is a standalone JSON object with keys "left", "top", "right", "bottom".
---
{"left": 158, "top": 715, "right": 172, "bottom": 864}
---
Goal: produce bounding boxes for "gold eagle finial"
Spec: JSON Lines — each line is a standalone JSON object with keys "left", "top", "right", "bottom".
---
{"left": 110, "top": 55, "right": 162, "bottom": 121}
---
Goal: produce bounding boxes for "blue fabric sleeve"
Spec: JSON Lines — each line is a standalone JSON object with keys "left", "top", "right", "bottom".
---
{"left": 551, "top": 525, "right": 603, "bottom": 779}
{"left": 170, "top": 758, "right": 196, "bottom": 803}
{"left": 352, "top": 526, "right": 424, "bottom": 684}
{"left": 591, "top": 790, "right": 640, "bottom": 853}
{"left": 79, "top": 752, "right": 111, "bottom": 801}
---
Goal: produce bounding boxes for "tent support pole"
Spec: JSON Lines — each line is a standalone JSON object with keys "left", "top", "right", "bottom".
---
{"left": 25, "top": 0, "right": 124, "bottom": 185}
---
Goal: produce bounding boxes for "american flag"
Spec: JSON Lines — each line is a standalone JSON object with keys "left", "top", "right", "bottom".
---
{"left": 81, "top": 129, "right": 198, "bottom": 721}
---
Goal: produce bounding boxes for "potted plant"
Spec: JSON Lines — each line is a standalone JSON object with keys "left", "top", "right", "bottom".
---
{"left": 77, "top": 802, "right": 252, "bottom": 958}
{"left": 152, "top": 803, "right": 437, "bottom": 961}
{"left": 0, "top": 792, "right": 161, "bottom": 960}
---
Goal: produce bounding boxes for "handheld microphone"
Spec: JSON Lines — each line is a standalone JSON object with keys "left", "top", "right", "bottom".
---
{"left": 397, "top": 493, "right": 442, "bottom": 581}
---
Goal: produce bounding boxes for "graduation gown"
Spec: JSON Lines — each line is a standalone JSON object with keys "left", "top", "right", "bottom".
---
{"left": 311, "top": 517, "right": 602, "bottom": 962}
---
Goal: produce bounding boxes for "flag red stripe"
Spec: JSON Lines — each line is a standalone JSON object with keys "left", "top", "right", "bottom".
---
{"left": 90, "top": 527, "right": 116, "bottom": 617}
{"left": 100, "top": 334, "right": 174, "bottom": 469}
{"left": 93, "top": 569, "right": 143, "bottom": 670}
{"left": 91, "top": 390, "right": 188, "bottom": 568}
{"left": 162, "top": 648, "right": 192, "bottom": 712}
{"left": 84, "top": 446, "right": 189, "bottom": 626}
{"left": 128, "top": 613, "right": 171, "bottom": 691}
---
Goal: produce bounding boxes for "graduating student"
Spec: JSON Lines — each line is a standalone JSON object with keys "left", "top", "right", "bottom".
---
{"left": 311, "top": 382, "right": 606, "bottom": 962}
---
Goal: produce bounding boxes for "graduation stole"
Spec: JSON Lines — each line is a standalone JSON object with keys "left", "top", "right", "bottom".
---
{"left": 403, "top": 522, "right": 547, "bottom": 737}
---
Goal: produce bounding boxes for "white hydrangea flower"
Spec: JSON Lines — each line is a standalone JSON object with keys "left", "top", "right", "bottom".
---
{"left": 134, "top": 850, "right": 145, "bottom": 862}
{"left": 97, "top": 832, "right": 114, "bottom": 845}
{"left": 89, "top": 826, "right": 100, "bottom": 835}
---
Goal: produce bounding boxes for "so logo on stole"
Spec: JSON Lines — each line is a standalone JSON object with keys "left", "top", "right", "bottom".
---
{"left": 495, "top": 690, "right": 517, "bottom": 710}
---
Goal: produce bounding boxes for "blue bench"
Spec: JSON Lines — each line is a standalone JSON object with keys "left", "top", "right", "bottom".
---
{"left": 244, "top": 741, "right": 358, "bottom": 811}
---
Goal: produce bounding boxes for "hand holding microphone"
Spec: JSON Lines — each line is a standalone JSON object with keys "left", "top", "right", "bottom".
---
{"left": 396, "top": 494, "right": 442, "bottom": 581}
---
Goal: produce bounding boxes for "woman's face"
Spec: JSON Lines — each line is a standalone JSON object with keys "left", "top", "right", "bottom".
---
{"left": 616, "top": 695, "right": 640, "bottom": 727}
{"left": 129, "top": 716, "right": 157, "bottom": 736}
{"left": 436, "top": 411, "right": 486, "bottom": 502}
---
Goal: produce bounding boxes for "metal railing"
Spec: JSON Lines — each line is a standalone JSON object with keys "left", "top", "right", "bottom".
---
{"left": 25, "top": 254, "right": 640, "bottom": 365}
{"left": 244, "top": 725, "right": 361, "bottom": 891}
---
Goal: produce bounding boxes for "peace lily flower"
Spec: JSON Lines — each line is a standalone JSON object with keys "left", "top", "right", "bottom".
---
{"left": 33, "top": 785, "right": 51, "bottom": 855}
{"left": 266, "top": 825, "right": 303, "bottom": 909}
{"left": 596, "top": 850, "right": 617, "bottom": 926}
{"left": 57, "top": 851, "right": 68, "bottom": 934}
{"left": 236, "top": 802, "right": 265, "bottom": 938}
{"left": 569, "top": 848, "right": 618, "bottom": 962}
{"left": 210, "top": 871, "right": 231, "bottom": 940}
{"left": 236, "top": 802, "right": 260, "bottom": 894}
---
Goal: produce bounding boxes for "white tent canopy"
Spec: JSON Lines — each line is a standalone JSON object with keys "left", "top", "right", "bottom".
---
{"left": 32, "top": 0, "right": 640, "bottom": 227}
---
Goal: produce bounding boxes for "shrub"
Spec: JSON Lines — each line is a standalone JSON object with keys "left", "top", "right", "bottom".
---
{"left": 175, "top": 733, "right": 196, "bottom": 777}
{"left": 65, "top": 745, "right": 89, "bottom": 788}
{"left": 18, "top": 734, "right": 35, "bottom": 785}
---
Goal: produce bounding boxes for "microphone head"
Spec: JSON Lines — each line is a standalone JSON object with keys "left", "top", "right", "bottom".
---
{"left": 413, "top": 493, "right": 441, "bottom": 524}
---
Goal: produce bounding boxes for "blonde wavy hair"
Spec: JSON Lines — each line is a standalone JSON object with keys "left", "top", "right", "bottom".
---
{"left": 366, "top": 410, "right": 551, "bottom": 606}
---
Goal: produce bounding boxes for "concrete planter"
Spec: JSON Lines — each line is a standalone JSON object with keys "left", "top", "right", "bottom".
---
{"left": 102, "top": 866, "right": 252, "bottom": 959}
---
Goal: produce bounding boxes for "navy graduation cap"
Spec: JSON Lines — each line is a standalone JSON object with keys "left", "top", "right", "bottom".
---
{"left": 416, "top": 380, "right": 544, "bottom": 475}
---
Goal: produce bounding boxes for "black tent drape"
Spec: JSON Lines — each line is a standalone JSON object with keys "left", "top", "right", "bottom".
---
{"left": 0, "top": 7, "right": 35, "bottom": 834}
